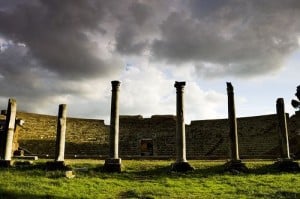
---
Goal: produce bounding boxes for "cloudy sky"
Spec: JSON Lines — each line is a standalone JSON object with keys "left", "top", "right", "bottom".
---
{"left": 0, "top": 0, "right": 300, "bottom": 124}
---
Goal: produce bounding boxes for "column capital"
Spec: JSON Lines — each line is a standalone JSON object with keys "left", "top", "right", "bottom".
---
{"left": 111, "top": 80, "right": 121, "bottom": 91}
{"left": 111, "top": 80, "right": 121, "bottom": 87}
{"left": 226, "top": 82, "right": 234, "bottom": 93}
{"left": 174, "top": 81, "right": 186, "bottom": 90}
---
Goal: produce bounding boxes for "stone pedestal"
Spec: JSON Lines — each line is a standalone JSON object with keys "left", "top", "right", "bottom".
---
{"left": 171, "top": 162, "right": 194, "bottom": 172}
{"left": 274, "top": 98, "right": 299, "bottom": 171}
{"left": 224, "top": 160, "right": 248, "bottom": 173}
{"left": 103, "top": 158, "right": 122, "bottom": 173}
{"left": 104, "top": 81, "right": 122, "bottom": 172}
{"left": 171, "top": 81, "right": 194, "bottom": 172}
{"left": 225, "top": 83, "right": 247, "bottom": 172}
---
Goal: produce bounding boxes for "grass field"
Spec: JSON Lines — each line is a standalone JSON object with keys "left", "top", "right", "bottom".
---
{"left": 0, "top": 159, "right": 299, "bottom": 198}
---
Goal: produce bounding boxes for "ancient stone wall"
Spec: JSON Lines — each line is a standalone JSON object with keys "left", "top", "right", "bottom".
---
{"left": 119, "top": 115, "right": 176, "bottom": 157}
{"left": 13, "top": 111, "right": 300, "bottom": 159}
{"left": 16, "top": 112, "right": 109, "bottom": 157}
{"left": 186, "top": 114, "right": 289, "bottom": 159}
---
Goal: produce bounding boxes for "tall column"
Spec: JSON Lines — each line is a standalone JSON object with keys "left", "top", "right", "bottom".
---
{"left": 46, "top": 104, "right": 70, "bottom": 171}
{"left": 276, "top": 98, "right": 290, "bottom": 159}
{"left": 0, "top": 98, "right": 17, "bottom": 167}
{"left": 227, "top": 82, "right": 239, "bottom": 161}
{"left": 274, "top": 98, "right": 299, "bottom": 171}
{"left": 104, "top": 80, "right": 122, "bottom": 172}
{"left": 55, "top": 104, "right": 67, "bottom": 162}
{"left": 224, "top": 82, "right": 247, "bottom": 173}
{"left": 171, "top": 81, "right": 193, "bottom": 172}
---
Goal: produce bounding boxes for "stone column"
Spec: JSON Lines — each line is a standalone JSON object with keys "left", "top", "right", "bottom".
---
{"left": 104, "top": 80, "right": 122, "bottom": 172}
{"left": 227, "top": 82, "right": 239, "bottom": 161}
{"left": 171, "top": 81, "right": 193, "bottom": 172}
{"left": 274, "top": 98, "right": 299, "bottom": 171}
{"left": 0, "top": 98, "right": 17, "bottom": 167}
{"left": 46, "top": 104, "right": 70, "bottom": 171}
{"left": 276, "top": 98, "right": 290, "bottom": 159}
{"left": 224, "top": 82, "right": 247, "bottom": 172}
{"left": 55, "top": 104, "right": 67, "bottom": 162}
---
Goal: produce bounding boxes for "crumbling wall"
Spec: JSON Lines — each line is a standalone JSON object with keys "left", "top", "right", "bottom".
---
{"left": 286, "top": 111, "right": 300, "bottom": 158}
{"left": 119, "top": 115, "right": 176, "bottom": 157}
{"left": 16, "top": 112, "right": 109, "bottom": 157}
{"left": 14, "top": 111, "right": 300, "bottom": 159}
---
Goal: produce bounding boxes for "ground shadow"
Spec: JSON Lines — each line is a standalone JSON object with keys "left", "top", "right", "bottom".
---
{"left": 254, "top": 191, "right": 300, "bottom": 199}
{"left": 0, "top": 187, "right": 68, "bottom": 199}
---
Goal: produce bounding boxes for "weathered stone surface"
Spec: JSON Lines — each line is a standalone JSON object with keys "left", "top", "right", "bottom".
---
{"left": 276, "top": 98, "right": 291, "bottom": 159}
{"left": 55, "top": 104, "right": 67, "bottom": 162}
{"left": 227, "top": 82, "right": 240, "bottom": 161}
{"left": 15, "top": 111, "right": 300, "bottom": 159}
{"left": 171, "top": 81, "right": 193, "bottom": 172}
{"left": 224, "top": 160, "right": 248, "bottom": 173}
{"left": 109, "top": 81, "right": 120, "bottom": 159}
{"left": 0, "top": 99, "right": 17, "bottom": 161}
{"left": 104, "top": 81, "right": 122, "bottom": 172}
{"left": 16, "top": 112, "right": 109, "bottom": 157}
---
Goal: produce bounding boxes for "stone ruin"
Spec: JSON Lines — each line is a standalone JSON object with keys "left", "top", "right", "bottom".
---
{"left": 1, "top": 82, "right": 300, "bottom": 172}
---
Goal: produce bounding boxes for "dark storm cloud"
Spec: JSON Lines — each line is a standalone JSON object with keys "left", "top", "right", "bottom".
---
{"left": 0, "top": 43, "right": 85, "bottom": 111}
{"left": 152, "top": 0, "right": 300, "bottom": 77}
{"left": 0, "top": 0, "right": 130, "bottom": 112}
{"left": 1, "top": 0, "right": 300, "bottom": 114}
{"left": 0, "top": 0, "right": 122, "bottom": 80}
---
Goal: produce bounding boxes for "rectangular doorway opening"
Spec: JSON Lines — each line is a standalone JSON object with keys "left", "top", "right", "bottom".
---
{"left": 140, "top": 139, "right": 153, "bottom": 156}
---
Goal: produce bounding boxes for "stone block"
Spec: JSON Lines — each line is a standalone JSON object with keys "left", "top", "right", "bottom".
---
{"left": 170, "top": 161, "right": 194, "bottom": 172}
{"left": 103, "top": 158, "right": 122, "bottom": 172}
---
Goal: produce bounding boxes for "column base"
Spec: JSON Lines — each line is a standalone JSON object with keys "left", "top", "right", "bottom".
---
{"left": 103, "top": 158, "right": 122, "bottom": 172}
{"left": 46, "top": 161, "right": 71, "bottom": 171}
{"left": 274, "top": 158, "right": 300, "bottom": 172}
{"left": 0, "top": 160, "right": 14, "bottom": 168}
{"left": 170, "top": 161, "right": 194, "bottom": 172}
{"left": 224, "top": 160, "right": 248, "bottom": 173}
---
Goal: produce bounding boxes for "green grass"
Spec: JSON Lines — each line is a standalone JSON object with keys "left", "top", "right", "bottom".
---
{"left": 0, "top": 159, "right": 300, "bottom": 198}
